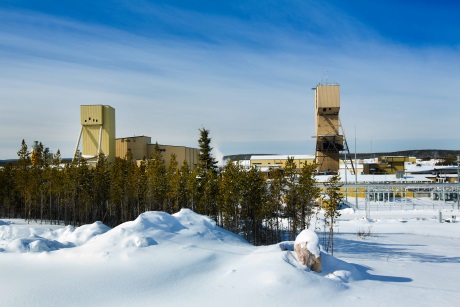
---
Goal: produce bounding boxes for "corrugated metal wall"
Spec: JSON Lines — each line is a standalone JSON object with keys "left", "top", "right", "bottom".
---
{"left": 80, "top": 105, "right": 115, "bottom": 162}
{"left": 316, "top": 85, "right": 340, "bottom": 109}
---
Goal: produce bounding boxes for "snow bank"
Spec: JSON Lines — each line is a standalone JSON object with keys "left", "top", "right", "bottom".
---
{"left": 1, "top": 210, "right": 249, "bottom": 254}
{"left": 2, "top": 208, "right": 460, "bottom": 306}
{"left": 47, "top": 222, "right": 111, "bottom": 246}
{"left": 4, "top": 235, "right": 69, "bottom": 253}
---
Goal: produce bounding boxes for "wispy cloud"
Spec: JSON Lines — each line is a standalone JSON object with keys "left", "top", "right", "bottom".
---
{"left": 0, "top": 3, "right": 459, "bottom": 158}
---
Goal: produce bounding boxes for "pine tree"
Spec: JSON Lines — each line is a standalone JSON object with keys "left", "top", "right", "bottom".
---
{"left": 76, "top": 153, "right": 93, "bottom": 226}
{"left": 166, "top": 153, "right": 180, "bottom": 213}
{"left": 196, "top": 128, "right": 218, "bottom": 218}
{"left": 197, "top": 127, "right": 218, "bottom": 175}
{"left": 284, "top": 156, "right": 300, "bottom": 240}
{"left": 93, "top": 153, "right": 110, "bottom": 223}
{"left": 125, "top": 151, "right": 138, "bottom": 221}
{"left": 186, "top": 166, "right": 199, "bottom": 211}
{"left": 50, "top": 150, "right": 63, "bottom": 224}
{"left": 298, "top": 162, "right": 320, "bottom": 230}
{"left": 146, "top": 143, "right": 168, "bottom": 212}
{"left": 266, "top": 168, "right": 284, "bottom": 243}
{"left": 218, "top": 160, "right": 242, "bottom": 232}
{"left": 240, "top": 166, "right": 265, "bottom": 245}
{"left": 323, "top": 174, "right": 342, "bottom": 255}
{"left": 16, "top": 140, "right": 32, "bottom": 222}
{"left": 198, "top": 170, "right": 218, "bottom": 220}
{"left": 176, "top": 160, "right": 190, "bottom": 210}
{"left": 0, "top": 162, "right": 19, "bottom": 219}
{"left": 135, "top": 158, "right": 148, "bottom": 215}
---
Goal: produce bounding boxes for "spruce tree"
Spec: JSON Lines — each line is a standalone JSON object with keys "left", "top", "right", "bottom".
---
{"left": 146, "top": 143, "right": 168, "bottom": 211}
{"left": 176, "top": 160, "right": 190, "bottom": 210}
{"left": 197, "top": 127, "right": 218, "bottom": 175}
{"left": 266, "top": 168, "right": 284, "bottom": 243}
{"left": 196, "top": 128, "right": 218, "bottom": 218}
{"left": 284, "top": 156, "right": 300, "bottom": 240}
{"left": 240, "top": 166, "right": 265, "bottom": 245}
{"left": 93, "top": 153, "right": 110, "bottom": 223}
{"left": 16, "top": 140, "right": 32, "bottom": 222}
{"left": 298, "top": 162, "right": 320, "bottom": 229}
{"left": 323, "top": 174, "right": 342, "bottom": 255}
{"left": 166, "top": 153, "right": 180, "bottom": 213}
{"left": 219, "top": 160, "right": 242, "bottom": 232}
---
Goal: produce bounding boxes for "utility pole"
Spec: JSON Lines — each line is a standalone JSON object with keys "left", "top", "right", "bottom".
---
{"left": 355, "top": 125, "right": 358, "bottom": 210}
{"left": 344, "top": 150, "right": 348, "bottom": 202}
{"left": 457, "top": 155, "right": 459, "bottom": 209}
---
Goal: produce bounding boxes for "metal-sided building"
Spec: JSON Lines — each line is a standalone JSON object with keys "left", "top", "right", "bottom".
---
{"left": 75, "top": 105, "right": 116, "bottom": 163}
{"left": 75, "top": 105, "right": 198, "bottom": 167}
{"left": 363, "top": 156, "right": 417, "bottom": 174}
{"left": 115, "top": 136, "right": 199, "bottom": 168}
{"left": 250, "top": 155, "right": 315, "bottom": 171}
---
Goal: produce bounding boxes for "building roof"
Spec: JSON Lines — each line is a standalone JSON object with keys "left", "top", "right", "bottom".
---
{"left": 315, "top": 170, "right": 434, "bottom": 183}
{"left": 251, "top": 155, "right": 315, "bottom": 160}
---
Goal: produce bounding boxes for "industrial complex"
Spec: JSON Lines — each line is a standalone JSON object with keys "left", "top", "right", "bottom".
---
{"left": 72, "top": 86, "right": 459, "bottom": 188}
{"left": 74, "top": 105, "right": 199, "bottom": 167}
{"left": 7, "top": 83, "right": 460, "bottom": 212}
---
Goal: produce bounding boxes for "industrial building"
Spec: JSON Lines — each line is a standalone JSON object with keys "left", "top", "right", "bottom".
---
{"left": 363, "top": 156, "right": 416, "bottom": 175}
{"left": 74, "top": 105, "right": 116, "bottom": 163}
{"left": 74, "top": 105, "right": 199, "bottom": 167}
{"left": 116, "top": 136, "right": 199, "bottom": 168}
{"left": 250, "top": 155, "right": 315, "bottom": 172}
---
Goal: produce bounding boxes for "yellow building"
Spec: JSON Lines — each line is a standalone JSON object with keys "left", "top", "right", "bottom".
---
{"left": 250, "top": 155, "right": 315, "bottom": 171}
{"left": 75, "top": 105, "right": 198, "bottom": 167}
{"left": 116, "top": 136, "right": 199, "bottom": 168}
{"left": 74, "top": 105, "right": 116, "bottom": 163}
{"left": 363, "top": 156, "right": 416, "bottom": 174}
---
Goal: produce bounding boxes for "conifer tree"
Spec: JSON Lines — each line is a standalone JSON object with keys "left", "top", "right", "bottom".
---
{"left": 196, "top": 128, "right": 218, "bottom": 218}
{"left": 166, "top": 153, "right": 180, "bottom": 213}
{"left": 197, "top": 127, "right": 218, "bottom": 175}
{"left": 198, "top": 170, "right": 218, "bottom": 220}
{"left": 186, "top": 166, "right": 199, "bottom": 211}
{"left": 125, "top": 150, "right": 138, "bottom": 221}
{"left": 176, "top": 160, "right": 190, "bottom": 210}
{"left": 50, "top": 150, "right": 63, "bottom": 224}
{"left": 284, "top": 156, "right": 300, "bottom": 240}
{"left": 16, "top": 140, "right": 32, "bottom": 222}
{"left": 323, "top": 174, "right": 342, "bottom": 255}
{"left": 266, "top": 168, "right": 284, "bottom": 243}
{"left": 298, "top": 162, "right": 320, "bottom": 229}
{"left": 146, "top": 143, "right": 168, "bottom": 211}
{"left": 135, "top": 158, "right": 148, "bottom": 215}
{"left": 0, "top": 163, "right": 18, "bottom": 219}
{"left": 218, "top": 160, "right": 242, "bottom": 231}
{"left": 93, "top": 153, "right": 110, "bottom": 223}
{"left": 75, "top": 153, "right": 92, "bottom": 226}
{"left": 240, "top": 166, "right": 265, "bottom": 245}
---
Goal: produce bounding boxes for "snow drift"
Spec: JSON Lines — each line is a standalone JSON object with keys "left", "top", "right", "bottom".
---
{"left": 2, "top": 207, "right": 460, "bottom": 306}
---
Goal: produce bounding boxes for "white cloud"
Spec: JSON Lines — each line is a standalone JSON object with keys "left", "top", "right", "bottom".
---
{"left": 0, "top": 6, "right": 458, "bottom": 159}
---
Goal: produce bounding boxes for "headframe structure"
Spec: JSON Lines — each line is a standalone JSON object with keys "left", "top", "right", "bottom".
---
{"left": 73, "top": 105, "right": 115, "bottom": 163}
{"left": 313, "top": 84, "right": 354, "bottom": 174}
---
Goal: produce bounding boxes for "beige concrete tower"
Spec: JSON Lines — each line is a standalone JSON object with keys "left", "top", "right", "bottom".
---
{"left": 314, "top": 84, "right": 343, "bottom": 173}
{"left": 74, "top": 105, "right": 115, "bottom": 163}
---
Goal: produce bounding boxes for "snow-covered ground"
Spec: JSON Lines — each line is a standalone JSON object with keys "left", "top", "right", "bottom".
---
{"left": 1, "top": 207, "right": 460, "bottom": 307}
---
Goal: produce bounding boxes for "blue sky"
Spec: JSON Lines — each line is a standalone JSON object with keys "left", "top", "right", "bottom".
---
{"left": 1, "top": 0, "right": 459, "bottom": 159}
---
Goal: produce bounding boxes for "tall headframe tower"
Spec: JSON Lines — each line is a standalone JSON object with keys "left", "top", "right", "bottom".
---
{"left": 314, "top": 84, "right": 343, "bottom": 173}
{"left": 74, "top": 105, "right": 115, "bottom": 163}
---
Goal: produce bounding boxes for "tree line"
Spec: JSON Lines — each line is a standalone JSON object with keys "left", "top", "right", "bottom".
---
{"left": 0, "top": 128, "right": 342, "bottom": 247}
